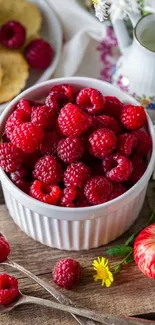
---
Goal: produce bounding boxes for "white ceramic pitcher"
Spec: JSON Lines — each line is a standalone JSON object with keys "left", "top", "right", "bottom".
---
{"left": 112, "top": 13, "right": 155, "bottom": 122}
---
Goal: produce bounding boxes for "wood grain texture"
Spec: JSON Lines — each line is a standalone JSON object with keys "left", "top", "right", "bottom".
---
{"left": 0, "top": 181, "right": 155, "bottom": 325}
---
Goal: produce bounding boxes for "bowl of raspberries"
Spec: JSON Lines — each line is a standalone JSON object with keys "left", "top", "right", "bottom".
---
{"left": 0, "top": 77, "right": 154, "bottom": 250}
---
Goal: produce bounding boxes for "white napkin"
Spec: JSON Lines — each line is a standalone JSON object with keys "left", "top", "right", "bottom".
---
{"left": 47, "top": 0, "right": 107, "bottom": 78}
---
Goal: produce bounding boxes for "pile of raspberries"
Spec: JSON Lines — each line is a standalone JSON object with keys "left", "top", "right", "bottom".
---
{"left": 0, "top": 84, "right": 152, "bottom": 207}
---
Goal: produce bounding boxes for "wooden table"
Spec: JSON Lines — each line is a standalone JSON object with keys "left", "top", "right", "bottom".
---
{"left": 0, "top": 182, "right": 155, "bottom": 325}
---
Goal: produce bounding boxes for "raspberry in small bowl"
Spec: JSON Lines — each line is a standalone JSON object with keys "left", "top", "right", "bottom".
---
{"left": 0, "top": 77, "right": 154, "bottom": 251}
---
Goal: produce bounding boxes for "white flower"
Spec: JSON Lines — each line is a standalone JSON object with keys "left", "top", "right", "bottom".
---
{"left": 92, "top": 0, "right": 109, "bottom": 22}
{"left": 109, "top": 0, "right": 141, "bottom": 22}
{"left": 92, "top": 0, "right": 141, "bottom": 22}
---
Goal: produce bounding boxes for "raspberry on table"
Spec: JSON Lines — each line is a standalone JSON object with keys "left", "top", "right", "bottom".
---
{"left": 50, "top": 84, "right": 74, "bottom": 102}
{"left": 24, "top": 39, "right": 54, "bottom": 69}
{"left": 96, "top": 115, "right": 123, "bottom": 135}
{"left": 76, "top": 87, "right": 105, "bottom": 115}
{"left": 11, "top": 122, "right": 44, "bottom": 153}
{"left": 88, "top": 128, "right": 117, "bottom": 159}
{"left": 30, "top": 180, "right": 61, "bottom": 205}
{"left": 10, "top": 168, "right": 30, "bottom": 193}
{"left": 64, "top": 162, "right": 91, "bottom": 189}
{"left": 58, "top": 103, "right": 92, "bottom": 137}
{"left": 132, "top": 130, "right": 152, "bottom": 156}
{"left": 106, "top": 154, "right": 133, "bottom": 182}
{"left": 16, "top": 99, "right": 32, "bottom": 115}
{"left": 31, "top": 105, "right": 56, "bottom": 130}
{"left": 128, "top": 154, "right": 146, "bottom": 185}
{"left": 57, "top": 136, "right": 84, "bottom": 164}
{"left": 0, "top": 235, "right": 10, "bottom": 262}
{"left": 45, "top": 92, "right": 69, "bottom": 113}
{"left": 117, "top": 133, "right": 137, "bottom": 157}
{"left": 103, "top": 96, "right": 123, "bottom": 118}
{"left": 108, "top": 183, "right": 126, "bottom": 201}
{"left": 53, "top": 258, "right": 82, "bottom": 289}
{"left": 0, "top": 142, "right": 24, "bottom": 172}
{"left": 40, "top": 131, "right": 59, "bottom": 156}
{"left": 0, "top": 274, "right": 19, "bottom": 305}
{"left": 120, "top": 105, "right": 147, "bottom": 130}
{"left": 84, "top": 176, "right": 113, "bottom": 205}
{"left": 33, "top": 155, "right": 63, "bottom": 185}
{"left": 0, "top": 21, "right": 26, "bottom": 49}
{"left": 5, "top": 108, "right": 31, "bottom": 141}
{"left": 60, "top": 187, "right": 76, "bottom": 207}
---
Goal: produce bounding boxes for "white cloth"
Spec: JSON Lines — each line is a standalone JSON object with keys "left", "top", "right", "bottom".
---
{"left": 47, "top": 0, "right": 107, "bottom": 78}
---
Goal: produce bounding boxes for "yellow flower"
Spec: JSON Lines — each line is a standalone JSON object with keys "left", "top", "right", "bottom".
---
{"left": 93, "top": 257, "right": 114, "bottom": 287}
{"left": 92, "top": 0, "right": 98, "bottom": 4}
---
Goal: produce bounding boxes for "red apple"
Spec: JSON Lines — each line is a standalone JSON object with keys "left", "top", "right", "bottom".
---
{"left": 134, "top": 223, "right": 155, "bottom": 279}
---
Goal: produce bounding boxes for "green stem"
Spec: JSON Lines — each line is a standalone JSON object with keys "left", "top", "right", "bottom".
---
{"left": 113, "top": 250, "right": 133, "bottom": 270}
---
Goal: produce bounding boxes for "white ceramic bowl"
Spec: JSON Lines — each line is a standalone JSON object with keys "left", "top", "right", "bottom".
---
{"left": 0, "top": 77, "right": 155, "bottom": 251}
{"left": 0, "top": 0, "right": 62, "bottom": 114}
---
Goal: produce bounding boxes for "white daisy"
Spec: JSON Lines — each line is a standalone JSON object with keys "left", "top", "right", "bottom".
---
{"left": 109, "top": 0, "right": 141, "bottom": 22}
{"left": 92, "top": 0, "right": 141, "bottom": 22}
{"left": 92, "top": 0, "right": 109, "bottom": 22}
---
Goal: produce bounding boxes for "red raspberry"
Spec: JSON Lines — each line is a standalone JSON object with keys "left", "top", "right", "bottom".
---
{"left": 5, "top": 108, "right": 31, "bottom": 141}
{"left": 0, "top": 235, "right": 10, "bottom": 262}
{"left": 117, "top": 133, "right": 137, "bottom": 157}
{"left": 40, "top": 131, "right": 59, "bottom": 156}
{"left": 108, "top": 183, "right": 126, "bottom": 201}
{"left": 58, "top": 103, "right": 92, "bottom": 137}
{"left": 102, "top": 155, "right": 114, "bottom": 173}
{"left": 88, "top": 128, "right": 117, "bottom": 159}
{"left": 0, "top": 143, "right": 24, "bottom": 172}
{"left": 33, "top": 155, "right": 62, "bottom": 185}
{"left": 120, "top": 105, "right": 147, "bottom": 130}
{"left": 11, "top": 122, "right": 44, "bottom": 153}
{"left": 30, "top": 180, "right": 61, "bottom": 205}
{"left": 84, "top": 176, "right": 113, "bottom": 205}
{"left": 0, "top": 274, "right": 19, "bottom": 305}
{"left": 23, "top": 151, "right": 41, "bottom": 170}
{"left": 57, "top": 137, "right": 84, "bottom": 164}
{"left": 24, "top": 39, "right": 54, "bottom": 69}
{"left": 76, "top": 87, "right": 105, "bottom": 115}
{"left": 96, "top": 115, "right": 123, "bottom": 135}
{"left": 104, "top": 96, "right": 123, "bottom": 118}
{"left": 53, "top": 258, "right": 82, "bottom": 289}
{"left": 60, "top": 187, "right": 76, "bottom": 207}
{"left": 16, "top": 99, "right": 32, "bottom": 115}
{"left": 0, "top": 21, "right": 26, "bottom": 49}
{"left": 64, "top": 162, "right": 91, "bottom": 189}
{"left": 10, "top": 168, "right": 30, "bottom": 193}
{"left": 106, "top": 154, "right": 133, "bottom": 182}
{"left": 45, "top": 92, "right": 69, "bottom": 113}
{"left": 129, "top": 154, "right": 146, "bottom": 185}
{"left": 31, "top": 105, "right": 56, "bottom": 130}
{"left": 50, "top": 84, "right": 74, "bottom": 102}
{"left": 132, "top": 130, "right": 152, "bottom": 156}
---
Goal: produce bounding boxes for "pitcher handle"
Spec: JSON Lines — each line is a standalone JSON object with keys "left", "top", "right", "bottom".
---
{"left": 111, "top": 13, "right": 141, "bottom": 54}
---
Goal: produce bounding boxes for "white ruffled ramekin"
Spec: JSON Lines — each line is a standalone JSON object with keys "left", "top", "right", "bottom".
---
{"left": 0, "top": 77, "right": 155, "bottom": 250}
